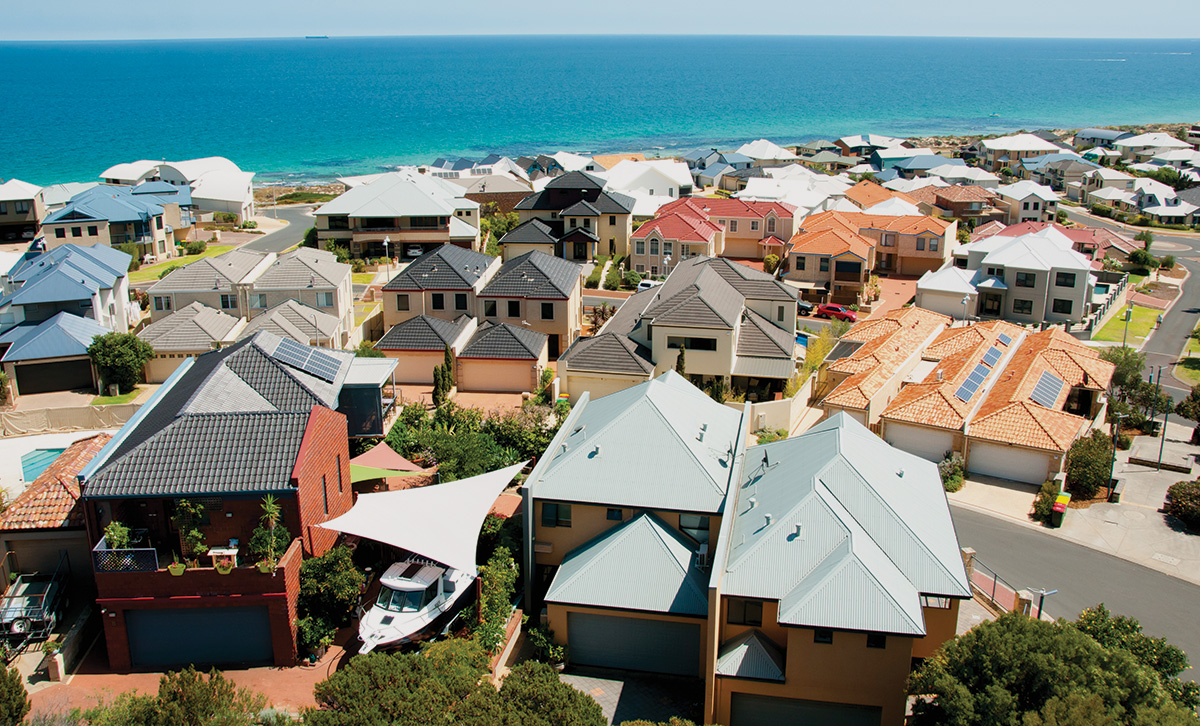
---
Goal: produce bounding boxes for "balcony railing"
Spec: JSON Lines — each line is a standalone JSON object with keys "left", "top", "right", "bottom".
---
{"left": 92, "top": 534, "right": 159, "bottom": 573}
{"left": 833, "top": 271, "right": 865, "bottom": 283}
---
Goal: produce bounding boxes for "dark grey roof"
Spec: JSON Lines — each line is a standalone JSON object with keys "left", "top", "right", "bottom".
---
{"left": 85, "top": 412, "right": 310, "bottom": 498}
{"left": 212, "top": 343, "right": 324, "bottom": 412}
{"left": 643, "top": 261, "right": 745, "bottom": 329}
{"left": 560, "top": 200, "right": 601, "bottom": 217}
{"left": 376, "top": 314, "right": 470, "bottom": 351}
{"left": 560, "top": 332, "right": 655, "bottom": 375}
{"left": 728, "top": 167, "right": 768, "bottom": 179}
{"left": 545, "top": 171, "right": 605, "bottom": 191}
{"left": 514, "top": 172, "right": 635, "bottom": 215}
{"left": 705, "top": 257, "right": 797, "bottom": 301}
{"left": 499, "top": 218, "right": 559, "bottom": 245}
{"left": 480, "top": 251, "right": 581, "bottom": 299}
{"left": 1177, "top": 187, "right": 1200, "bottom": 206}
{"left": 737, "top": 308, "right": 794, "bottom": 358}
{"left": 382, "top": 244, "right": 495, "bottom": 291}
{"left": 459, "top": 321, "right": 546, "bottom": 359}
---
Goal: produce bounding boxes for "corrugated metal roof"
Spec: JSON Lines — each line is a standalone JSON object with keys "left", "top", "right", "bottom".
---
{"left": 0, "top": 312, "right": 110, "bottom": 362}
{"left": 9, "top": 243, "right": 129, "bottom": 284}
{"left": 531, "top": 371, "right": 744, "bottom": 514}
{"left": 545, "top": 512, "right": 708, "bottom": 616}
{"left": 314, "top": 170, "right": 468, "bottom": 218}
{"left": 715, "top": 630, "right": 786, "bottom": 681}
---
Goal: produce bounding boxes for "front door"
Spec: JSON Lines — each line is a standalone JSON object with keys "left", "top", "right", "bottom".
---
{"left": 573, "top": 241, "right": 586, "bottom": 260}
{"left": 982, "top": 294, "right": 1002, "bottom": 316}
{"left": 548, "top": 335, "right": 560, "bottom": 358}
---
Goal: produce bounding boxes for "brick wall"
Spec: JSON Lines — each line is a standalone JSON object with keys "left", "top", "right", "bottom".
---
{"left": 291, "top": 406, "right": 353, "bottom": 557}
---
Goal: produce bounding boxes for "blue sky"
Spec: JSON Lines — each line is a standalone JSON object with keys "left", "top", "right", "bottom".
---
{"left": 4, "top": 0, "right": 1198, "bottom": 40}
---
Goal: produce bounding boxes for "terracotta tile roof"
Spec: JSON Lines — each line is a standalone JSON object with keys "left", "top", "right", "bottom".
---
{"left": 591, "top": 153, "right": 646, "bottom": 170}
{"left": 659, "top": 197, "right": 796, "bottom": 220}
{"left": 0, "top": 433, "right": 111, "bottom": 530}
{"left": 787, "top": 227, "right": 873, "bottom": 259}
{"left": 801, "top": 210, "right": 951, "bottom": 238}
{"left": 970, "top": 329, "right": 1114, "bottom": 452}
{"left": 844, "top": 180, "right": 915, "bottom": 209}
{"left": 932, "top": 185, "right": 997, "bottom": 203}
{"left": 971, "top": 220, "right": 1008, "bottom": 241}
{"left": 823, "top": 308, "right": 950, "bottom": 410}
{"left": 632, "top": 209, "right": 722, "bottom": 242}
{"left": 905, "top": 186, "right": 941, "bottom": 207}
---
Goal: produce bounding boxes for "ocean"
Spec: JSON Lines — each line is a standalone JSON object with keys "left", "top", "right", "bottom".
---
{"left": 2, "top": 35, "right": 1199, "bottom": 186}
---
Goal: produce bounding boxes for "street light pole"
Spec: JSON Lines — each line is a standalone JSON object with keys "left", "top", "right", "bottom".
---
{"left": 1121, "top": 306, "right": 1132, "bottom": 348}
{"left": 962, "top": 295, "right": 969, "bottom": 325}
{"left": 383, "top": 236, "right": 391, "bottom": 281}
{"left": 1031, "top": 588, "right": 1058, "bottom": 620}
{"left": 1108, "top": 413, "right": 1125, "bottom": 500}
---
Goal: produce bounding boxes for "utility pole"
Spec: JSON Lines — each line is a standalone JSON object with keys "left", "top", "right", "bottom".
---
{"left": 1159, "top": 409, "right": 1169, "bottom": 471}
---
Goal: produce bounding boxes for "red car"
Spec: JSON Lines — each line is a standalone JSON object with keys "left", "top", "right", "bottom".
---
{"left": 816, "top": 303, "right": 857, "bottom": 322}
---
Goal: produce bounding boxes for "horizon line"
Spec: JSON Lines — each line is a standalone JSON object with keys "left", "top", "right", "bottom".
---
{"left": 2, "top": 32, "right": 1200, "bottom": 43}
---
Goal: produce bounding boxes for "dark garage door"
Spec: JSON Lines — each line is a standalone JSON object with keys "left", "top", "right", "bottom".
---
{"left": 126, "top": 606, "right": 274, "bottom": 669}
{"left": 567, "top": 612, "right": 701, "bottom": 677}
{"left": 15, "top": 360, "right": 93, "bottom": 394}
{"left": 730, "top": 693, "right": 881, "bottom": 726}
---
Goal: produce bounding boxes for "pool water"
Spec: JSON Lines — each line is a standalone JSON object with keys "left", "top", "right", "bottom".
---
{"left": 795, "top": 334, "right": 808, "bottom": 348}
{"left": 20, "top": 448, "right": 64, "bottom": 481}
{"left": 1094, "top": 284, "right": 1110, "bottom": 295}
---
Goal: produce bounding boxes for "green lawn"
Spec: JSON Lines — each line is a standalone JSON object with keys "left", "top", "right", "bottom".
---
{"left": 129, "top": 245, "right": 237, "bottom": 283}
{"left": 1093, "top": 305, "right": 1159, "bottom": 343}
{"left": 355, "top": 303, "right": 380, "bottom": 326}
{"left": 1127, "top": 273, "right": 1147, "bottom": 289}
{"left": 352, "top": 273, "right": 375, "bottom": 284}
{"left": 92, "top": 388, "right": 141, "bottom": 406}
{"left": 1176, "top": 358, "right": 1200, "bottom": 387}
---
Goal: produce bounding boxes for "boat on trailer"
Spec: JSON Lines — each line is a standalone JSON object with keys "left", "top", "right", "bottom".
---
{"left": 358, "top": 557, "right": 474, "bottom": 653}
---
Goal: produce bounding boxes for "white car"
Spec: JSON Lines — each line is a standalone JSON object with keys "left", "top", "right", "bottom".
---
{"left": 358, "top": 558, "right": 474, "bottom": 653}
{"left": 637, "top": 279, "right": 664, "bottom": 292}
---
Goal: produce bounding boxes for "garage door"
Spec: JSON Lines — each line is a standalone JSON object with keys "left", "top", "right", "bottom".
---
{"left": 16, "top": 360, "right": 93, "bottom": 394}
{"left": 567, "top": 612, "right": 701, "bottom": 676}
{"left": 126, "top": 606, "right": 273, "bottom": 668}
{"left": 730, "top": 693, "right": 881, "bottom": 726}
{"left": 968, "top": 442, "right": 1050, "bottom": 484}
{"left": 884, "top": 423, "right": 954, "bottom": 463}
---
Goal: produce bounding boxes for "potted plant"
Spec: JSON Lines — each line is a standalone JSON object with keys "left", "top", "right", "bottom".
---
{"left": 167, "top": 555, "right": 186, "bottom": 576}
{"left": 42, "top": 638, "right": 66, "bottom": 682}
{"left": 297, "top": 616, "right": 335, "bottom": 662}
{"left": 172, "top": 499, "right": 209, "bottom": 563}
{"left": 214, "top": 556, "right": 234, "bottom": 575}
{"left": 528, "top": 626, "right": 568, "bottom": 671}
{"left": 256, "top": 558, "right": 275, "bottom": 574}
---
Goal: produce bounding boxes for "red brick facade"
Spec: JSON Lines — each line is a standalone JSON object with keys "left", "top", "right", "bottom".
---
{"left": 292, "top": 405, "right": 353, "bottom": 557}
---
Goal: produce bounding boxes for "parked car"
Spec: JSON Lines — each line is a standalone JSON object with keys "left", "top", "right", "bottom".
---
{"left": 797, "top": 300, "right": 814, "bottom": 316}
{"left": 403, "top": 245, "right": 425, "bottom": 258}
{"left": 637, "top": 279, "right": 664, "bottom": 292}
{"left": 816, "top": 303, "right": 857, "bottom": 322}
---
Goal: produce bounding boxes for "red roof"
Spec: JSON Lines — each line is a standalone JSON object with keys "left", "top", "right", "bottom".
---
{"left": 0, "top": 434, "right": 111, "bottom": 531}
{"left": 659, "top": 197, "right": 796, "bottom": 220}
{"left": 632, "top": 210, "right": 722, "bottom": 242}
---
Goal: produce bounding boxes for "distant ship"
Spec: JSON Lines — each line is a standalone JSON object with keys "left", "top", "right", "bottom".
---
{"left": 305, "top": 35, "right": 329, "bottom": 39}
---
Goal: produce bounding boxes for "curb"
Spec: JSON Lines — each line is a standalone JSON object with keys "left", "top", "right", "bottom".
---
{"left": 1066, "top": 208, "right": 1200, "bottom": 239}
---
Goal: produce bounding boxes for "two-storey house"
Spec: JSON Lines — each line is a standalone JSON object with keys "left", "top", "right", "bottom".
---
{"left": 476, "top": 251, "right": 583, "bottom": 359}
{"left": 508, "top": 171, "right": 636, "bottom": 260}
{"left": 629, "top": 207, "right": 725, "bottom": 277}
{"left": 0, "top": 244, "right": 133, "bottom": 334}
{"left": 1073, "top": 128, "right": 1134, "bottom": 150}
{"left": 652, "top": 197, "right": 798, "bottom": 261}
{"left": 1112, "top": 132, "right": 1194, "bottom": 162}
{"left": 995, "top": 180, "right": 1059, "bottom": 224}
{"left": 906, "top": 185, "right": 1002, "bottom": 225}
{"left": 0, "top": 179, "right": 45, "bottom": 243}
{"left": 787, "top": 210, "right": 956, "bottom": 278}
{"left": 380, "top": 244, "right": 500, "bottom": 330}
{"left": 785, "top": 225, "right": 875, "bottom": 306}
{"left": 978, "top": 134, "right": 1064, "bottom": 172}
{"left": 41, "top": 185, "right": 181, "bottom": 261}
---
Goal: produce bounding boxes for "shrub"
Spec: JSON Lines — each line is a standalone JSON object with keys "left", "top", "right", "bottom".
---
{"left": 0, "top": 371, "right": 9, "bottom": 407}
{"left": 331, "top": 244, "right": 350, "bottom": 264}
{"left": 240, "top": 220, "right": 258, "bottom": 229}
{"left": 1055, "top": 209, "right": 1068, "bottom": 224}
{"left": 1031, "top": 479, "right": 1059, "bottom": 524}
{"left": 473, "top": 546, "right": 518, "bottom": 654}
{"left": 938, "top": 452, "right": 965, "bottom": 493}
{"left": 603, "top": 265, "right": 622, "bottom": 290}
{"left": 184, "top": 238, "right": 208, "bottom": 256}
{"left": 355, "top": 340, "right": 384, "bottom": 358}
{"left": 1161, "top": 255, "right": 1176, "bottom": 270}
{"left": 350, "top": 258, "right": 367, "bottom": 273}
{"left": 158, "top": 264, "right": 181, "bottom": 279}
{"left": 299, "top": 545, "right": 365, "bottom": 627}
{"left": 622, "top": 270, "right": 642, "bottom": 288}
{"left": 1091, "top": 203, "right": 1113, "bottom": 218}
{"left": 79, "top": 667, "right": 266, "bottom": 726}
{"left": 117, "top": 242, "right": 141, "bottom": 271}
{"left": 104, "top": 520, "right": 131, "bottom": 549}
{"left": 754, "top": 428, "right": 788, "bottom": 444}
{"left": 303, "top": 226, "right": 318, "bottom": 248}
{"left": 763, "top": 254, "right": 780, "bottom": 274}
{"left": 88, "top": 332, "right": 154, "bottom": 394}
{"left": 214, "top": 212, "right": 238, "bottom": 224}
{"left": 1165, "top": 480, "right": 1200, "bottom": 532}
{"left": 1116, "top": 430, "right": 1132, "bottom": 450}
{"left": 247, "top": 524, "right": 291, "bottom": 564}
{"left": 527, "top": 626, "right": 566, "bottom": 664}
{"left": 297, "top": 616, "right": 336, "bottom": 653}
{"left": 0, "top": 665, "right": 28, "bottom": 725}
{"left": 1065, "top": 429, "right": 1114, "bottom": 500}
{"left": 130, "top": 288, "right": 149, "bottom": 311}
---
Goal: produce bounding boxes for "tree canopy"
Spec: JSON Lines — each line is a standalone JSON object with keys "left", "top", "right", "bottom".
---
{"left": 87, "top": 332, "right": 155, "bottom": 394}
{"left": 73, "top": 667, "right": 267, "bottom": 726}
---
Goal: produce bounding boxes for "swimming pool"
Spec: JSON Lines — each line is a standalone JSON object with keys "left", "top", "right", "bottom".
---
{"left": 20, "top": 448, "right": 64, "bottom": 481}
{"left": 1094, "top": 284, "right": 1110, "bottom": 295}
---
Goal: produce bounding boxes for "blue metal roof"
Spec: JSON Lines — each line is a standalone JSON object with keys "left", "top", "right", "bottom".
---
{"left": 0, "top": 312, "right": 110, "bottom": 362}
{"left": 893, "top": 155, "right": 965, "bottom": 171}
{"left": 42, "top": 185, "right": 163, "bottom": 226}
{"left": 132, "top": 180, "right": 193, "bottom": 207}
{"left": 2, "top": 244, "right": 130, "bottom": 309}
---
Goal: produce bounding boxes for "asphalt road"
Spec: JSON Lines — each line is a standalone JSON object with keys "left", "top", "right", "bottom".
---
{"left": 951, "top": 505, "right": 1200, "bottom": 679}
{"left": 240, "top": 205, "right": 316, "bottom": 253}
{"left": 1064, "top": 207, "right": 1200, "bottom": 404}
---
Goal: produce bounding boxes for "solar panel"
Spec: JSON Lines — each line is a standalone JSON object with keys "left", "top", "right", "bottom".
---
{"left": 982, "top": 346, "right": 1002, "bottom": 367}
{"left": 271, "top": 338, "right": 343, "bottom": 383}
{"left": 997, "top": 333, "right": 1013, "bottom": 346}
{"left": 1030, "top": 371, "right": 1065, "bottom": 408}
{"left": 954, "top": 382, "right": 977, "bottom": 402}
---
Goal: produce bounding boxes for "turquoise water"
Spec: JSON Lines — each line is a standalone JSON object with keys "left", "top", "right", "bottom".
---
{"left": 20, "top": 448, "right": 64, "bottom": 481}
{"left": 2, "top": 36, "right": 1198, "bottom": 185}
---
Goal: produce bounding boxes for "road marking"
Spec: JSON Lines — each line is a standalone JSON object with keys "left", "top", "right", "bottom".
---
{"left": 1153, "top": 553, "right": 1182, "bottom": 566}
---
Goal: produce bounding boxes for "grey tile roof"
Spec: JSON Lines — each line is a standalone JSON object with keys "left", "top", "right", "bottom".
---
{"left": 704, "top": 257, "right": 797, "bottom": 301}
{"left": 544, "top": 512, "right": 709, "bottom": 616}
{"left": 138, "top": 301, "right": 240, "bottom": 352}
{"left": 499, "top": 218, "right": 559, "bottom": 245}
{"left": 382, "top": 244, "right": 495, "bottom": 291}
{"left": 560, "top": 200, "right": 601, "bottom": 217}
{"left": 240, "top": 299, "right": 341, "bottom": 343}
{"left": 643, "top": 264, "right": 744, "bottom": 329}
{"left": 85, "top": 411, "right": 310, "bottom": 498}
{"left": 149, "top": 249, "right": 267, "bottom": 293}
{"left": 480, "top": 251, "right": 581, "bottom": 299}
{"left": 720, "top": 413, "right": 970, "bottom": 636}
{"left": 186, "top": 341, "right": 323, "bottom": 413}
{"left": 546, "top": 171, "right": 605, "bottom": 191}
{"left": 514, "top": 172, "right": 635, "bottom": 215}
{"left": 531, "top": 370, "right": 745, "bottom": 514}
{"left": 376, "top": 314, "right": 471, "bottom": 351}
{"left": 736, "top": 308, "right": 794, "bottom": 358}
{"left": 600, "top": 287, "right": 658, "bottom": 337}
{"left": 253, "top": 247, "right": 349, "bottom": 289}
{"left": 459, "top": 321, "right": 546, "bottom": 360}
{"left": 716, "top": 630, "right": 786, "bottom": 682}
{"left": 560, "top": 332, "right": 655, "bottom": 376}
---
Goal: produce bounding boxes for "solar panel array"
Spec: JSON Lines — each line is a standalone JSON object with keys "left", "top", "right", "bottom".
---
{"left": 997, "top": 333, "right": 1013, "bottom": 346}
{"left": 954, "top": 363, "right": 991, "bottom": 402}
{"left": 982, "top": 346, "right": 1002, "bottom": 367}
{"left": 272, "top": 337, "right": 343, "bottom": 383}
{"left": 1030, "top": 371, "right": 1065, "bottom": 408}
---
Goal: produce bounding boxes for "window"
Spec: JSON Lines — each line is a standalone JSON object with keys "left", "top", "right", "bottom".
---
{"left": 220, "top": 294, "right": 237, "bottom": 310}
{"left": 432, "top": 293, "right": 445, "bottom": 310}
{"left": 820, "top": 258, "right": 830, "bottom": 272}
{"left": 250, "top": 294, "right": 266, "bottom": 309}
{"left": 583, "top": 218, "right": 591, "bottom": 229}
{"left": 795, "top": 256, "right": 806, "bottom": 271}
{"left": 866, "top": 633, "right": 887, "bottom": 649}
{"left": 635, "top": 240, "right": 646, "bottom": 255}
{"left": 609, "top": 216, "right": 616, "bottom": 225}
{"left": 663, "top": 241, "right": 673, "bottom": 257}
{"left": 666, "top": 336, "right": 717, "bottom": 352}
{"left": 397, "top": 294, "right": 410, "bottom": 311}
{"left": 483, "top": 300, "right": 497, "bottom": 317}
{"left": 337, "top": 454, "right": 344, "bottom": 493}
{"left": 881, "top": 233, "right": 896, "bottom": 247}
{"left": 1056, "top": 272, "right": 1076, "bottom": 288}
{"left": 14, "top": 201, "right": 29, "bottom": 214}
{"left": 955, "top": 257, "right": 968, "bottom": 269}
{"left": 729, "top": 220, "right": 738, "bottom": 233}
{"left": 727, "top": 599, "right": 763, "bottom": 627}
{"left": 1052, "top": 298, "right": 1073, "bottom": 315}
{"left": 55, "top": 228, "right": 65, "bottom": 239}
{"left": 680, "top": 514, "right": 710, "bottom": 543}
{"left": 777, "top": 305, "right": 785, "bottom": 322}
{"left": 920, "top": 596, "right": 952, "bottom": 609}
{"left": 317, "top": 292, "right": 334, "bottom": 308}
{"left": 155, "top": 216, "right": 163, "bottom": 230}
{"left": 507, "top": 300, "right": 520, "bottom": 318}
{"left": 87, "top": 226, "right": 98, "bottom": 236}
{"left": 71, "top": 227, "right": 82, "bottom": 237}
{"left": 1032, "top": 201, "right": 1040, "bottom": 211}
{"left": 1022, "top": 201, "right": 1031, "bottom": 211}
{"left": 751, "top": 220, "right": 760, "bottom": 231}
{"left": 322, "top": 474, "right": 329, "bottom": 514}
{"left": 814, "top": 629, "right": 834, "bottom": 644}
{"left": 930, "top": 237, "right": 939, "bottom": 252}
{"left": 541, "top": 502, "right": 571, "bottom": 528}
{"left": 328, "top": 215, "right": 349, "bottom": 230}
{"left": 154, "top": 296, "right": 171, "bottom": 312}
{"left": 0, "top": 202, "right": 5, "bottom": 213}
{"left": 1013, "top": 299, "right": 1033, "bottom": 315}
{"left": 916, "top": 237, "right": 925, "bottom": 251}
{"left": 454, "top": 293, "right": 467, "bottom": 311}
{"left": 1015, "top": 272, "right": 1036, "bottom": 288}
{"left": 570, "top": 218, "right": 577, "bottom": 228}
{"left": 541, "top": 302, "right": 554, "bottom": 320}
{"left": 635, "top": 264, "right": 645, "bottom": 273}
{"left": 607, "top": 508, "right": 623, "bottom": 521}
{"left": 767, "top": 217, "right": 776, "bottom": 234}
{"left": 650, "top": 239, "right": 659, "bottom": 255}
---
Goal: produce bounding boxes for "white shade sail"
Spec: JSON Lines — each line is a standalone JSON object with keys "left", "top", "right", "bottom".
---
{"left": 318, "top": 461, "right": 526, "bottom": 573}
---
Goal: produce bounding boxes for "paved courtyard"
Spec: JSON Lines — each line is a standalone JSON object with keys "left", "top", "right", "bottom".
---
{"left": 560, "top": 667, "right": 704, "bottom": 725}
{"left": 870, "top": 275, "right": 918, "bottom": 318}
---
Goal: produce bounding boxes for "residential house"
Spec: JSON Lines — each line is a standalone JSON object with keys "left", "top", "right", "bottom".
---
{"left": 629, "top": 208, "right": 725, "bottom": 277}
{"left": 1188, "top": 123, "right": 1200, "bottom": 147}
{"left": 602, "top": 159, "right": 693, "bottom": 199}
{"left": 375, "top": 314, "right": 477, "bottom": 384}
{"left": 796, "top": 150, "right": 861, "bottom": 172}
{"left": 652, "top": 197, "right": 798, "bottom": 261}
{"left": 509, "top": 171, "right": 636, "bottom": 260}
{"left": 1079, "top": 167, "right": 1135, "bottom": 201}
{"left": 694, "top": 163, "right": 735, "bottom": 190}
{"left": 138, "top": 302, "right": 244, "bottom": 383}
{"left": 843, "top": 180, "right": 913, "bottom": 211}
{"left": 1033, "top": 158, "right": 1100, "bottom": 192}
{"left": 0, "top": 312, "right": 109, "bottom": 398}
{"left": 918, "top": 226, "right": 1095, "bottom": 325}
{"left": 995, "top": 180, "right": 1059, "bottom": 224}
{"left": 785, "top": 224, "right": 876, "bottom": 306}
{"left": 816, "top": 307, "right": 950, "bottom": 426}
{"left": 972, "top": 221, "right": 1137, "bottom": 265}
{"left": 522, "top": 372, "right": 969, "bottom": 726}
{"left": 76, "top": 332, "right": 391, "bottom": 670}
{"left": 455, "top": 321, "right": 548, "bottom": 393}
{"left": 719, "top": 166, "right": 771, "bottom": 193}
{"left": 380, "top": 244, "right": 500, "bottom": 330}
{"left": 559, "top": 257, "right": 798, "bottom": 402}
{"left": 867, "top": 147, "right": 936, "bottom": 171}
{"left": 477, "top": 251, "right": 583, "bottom": 359}
{"left": 683, "top": 150, "right": 753, "bottom": 188}
{"left": 39, "top": 183, "right": 99, "bottom": 214}
{"left": 1113, "top": 132, "right": 1194, "bottom": 162}
{"left": 41, "top": 184, "right": 185, "bottom": 261}
{"left": 834, "top": 134, "right": 907, "bottom": 158}
{"left": 906, "top": 185, "right": 1002, "bottom": 225}
{"left": 446, "top": 173, "right": 533, "bottom": 215}
{"left": 788, "top": 210, "right": 956, "bottom": 278}
{"left": 978, "top": 134, "right": 1065, "bottom": 172}
{"left": 735, "top": 139, "right": 799, "bottom": 167}
{"left": 794, "top": 139, "right": 840, "bottom": 156}
{"left": 0, "top": 179, "right": 45, "bottom": 243}
{"left": 1074, "top": 128, "right": 1134, "bottom": 150}
{"left": 1084, "top": 177, "right": 1197, "bottom": 225}
{"left": 925, "top": 164, "right": 1001, "bottom": 188}
{"left": 891, "top": 155, "right": 963, "bottom": 179}
{"left": 99, "top": 156, "right": 256, "bottom": 221}
{"left": 314, "top": 170, "right": 481, "bottom": 258}
{"left": 0, "top": 244, "right": 133, "bottom": 333}
{"left": 591, "top": 153, "right": 647, "bottom": 170}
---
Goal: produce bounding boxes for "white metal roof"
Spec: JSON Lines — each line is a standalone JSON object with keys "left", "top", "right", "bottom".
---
{"left": 916, "top": 266, "right": 976, "bottom": 295}
{"left": 317, "top": 170, "right": 472, "bottom": 217}
{"left": 1113, "top": 132, "right": 1193, "bottom": 150}
{"left": 997, "top": 180, "right": 1060, "bottom": 202}
{"left": 0, "top": 179, "right": 41, "bottom": 202}
{"left": 980, "top": 134, "right": 1063, "bottom": 153}
{"left": 736, "top": 139, "right": 799, "bottom": 161}
{"left": 98, "top": 159, "right": 160, "bottom": 181}
{"left": 862, "top": 198, "right": 922, "bottom": 216}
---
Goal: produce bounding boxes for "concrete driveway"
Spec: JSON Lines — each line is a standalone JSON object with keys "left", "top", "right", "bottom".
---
{"left": 560, "top": 667, "right": 703, "bottom": 725}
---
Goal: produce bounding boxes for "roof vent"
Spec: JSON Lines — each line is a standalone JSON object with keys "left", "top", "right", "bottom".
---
{"left": 764, "top": 513, "right": 773, "bottom": 527}
{"left": 897, "top": 468, "right": 905, "bottom": 478}
{"left": 748, "top": 497, "right": 757, "bottom": 510}
{"left": 794, "top": 523, "right": 803, "bottom": 538}
{"left": 593, "top": 444, "right": 601, "bottom": 457}
{"left": 936, "top": 369, "right": 943, "bottom": 381}
{"left": 213, "top": 276, "right": 220, "bottom": 289}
